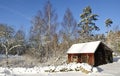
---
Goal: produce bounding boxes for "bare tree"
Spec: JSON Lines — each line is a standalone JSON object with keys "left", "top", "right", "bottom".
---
{"left": 0, "top": 24, "right": 22, "bottom": 67}
{"left": 43, "top": 1, "right": 58, "bottom": 41}
{"left": 61, "top": 8, "right": 77, "bottom": 40}
{"left": 14, "top": 27, "right": 26, "bottom": 55}
{"left": 30, "top": 11, "right": 46, "bottom": 61}
{"left": 1, "top": 42, "right": 21, "bottom": 67}
{"left": 61, "top": 8, "right": 77, "bottom": 48}
{"left": 29, "top": 1, "right": 59, "bottom": 62}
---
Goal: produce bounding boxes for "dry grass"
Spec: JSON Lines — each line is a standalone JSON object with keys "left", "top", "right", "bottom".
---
{"left": 0, "top": 54, "right": 67, "bottom": 67}
{"left": 0, "top": 54, "right": 39, "bottom": 67}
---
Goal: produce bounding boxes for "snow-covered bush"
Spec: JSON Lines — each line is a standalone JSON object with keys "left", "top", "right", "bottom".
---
{"left": 45, "top": 62, "right": 93, "bottom": 73}
{"left": 0, "top": 63, "right": 97, "bottom": 75}
{"left": 67, "top": 63, "right": 78, "bottom": 71}
{"left": 55, "top": 65, "right": 67, "bottom": 72}
{"left": 81, "top": 63, "right": 92, "bottom": 71}
{"left": 43, "top": 66, "right": 50, "bottom": 72}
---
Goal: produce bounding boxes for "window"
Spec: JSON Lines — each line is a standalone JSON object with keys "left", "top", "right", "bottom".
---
{"left": 71, "top": 55, "right": 78, "bottom": 62}
{"left": 81, "top": 55, "right": 89, "bottom": 63}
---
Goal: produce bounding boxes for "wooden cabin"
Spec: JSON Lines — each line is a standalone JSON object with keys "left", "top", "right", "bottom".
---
{"left": 67, "top": 41, "right": 113, "bottom": 66}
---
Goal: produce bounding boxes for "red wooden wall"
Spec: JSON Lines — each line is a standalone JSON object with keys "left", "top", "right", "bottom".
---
{"left": 68, "top": 53, "right": 94, "bottom": 65}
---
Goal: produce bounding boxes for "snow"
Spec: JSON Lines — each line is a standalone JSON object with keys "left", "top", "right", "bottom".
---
{"left": 0, "top": 62, "right": 93, "bottom": 75}
{"left": 0, "top": 56, "right": 120, "bottom": 76}
{"left": 118, "top": 59, "right": 120, "bottom": 62}
{"left": 67, "top": 41, "right": 101, "bottom": 53}
{"left": 92, "top": 67, "right": 98, "bottom": 73}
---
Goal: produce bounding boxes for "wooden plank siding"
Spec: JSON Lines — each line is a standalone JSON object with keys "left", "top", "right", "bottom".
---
{"left": 67, "top": 41, "right": 113, "bottom": 66}
{"left": 68, "top": 53, "right": 95, "bottom": 65}
{"left": 87, "top": 53, "right": 94, "bottom": 65}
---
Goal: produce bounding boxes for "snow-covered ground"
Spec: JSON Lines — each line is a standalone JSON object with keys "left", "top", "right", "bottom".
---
{"left": 0, "top": 56, "right": 120, "bottom": 76}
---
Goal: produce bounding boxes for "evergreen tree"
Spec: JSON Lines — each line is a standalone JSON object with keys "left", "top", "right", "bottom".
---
{"left": 78, "top": 6, "right": 99, "bottom": 37}
{"left": 105, "top": 18, "right": 113, "bottom": 33}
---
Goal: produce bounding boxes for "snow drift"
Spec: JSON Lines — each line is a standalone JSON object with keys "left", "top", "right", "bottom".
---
{"left": 0, "top": 62, "right": 97, "bottom": 75}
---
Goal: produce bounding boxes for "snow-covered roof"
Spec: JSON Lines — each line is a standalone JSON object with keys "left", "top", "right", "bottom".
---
{"left": 67, "top": 41, "right": 101, "bottom": 53}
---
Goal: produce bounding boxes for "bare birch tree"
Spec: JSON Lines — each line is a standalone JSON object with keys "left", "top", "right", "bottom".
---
{"left": 43, "top": 1, "right": 58, "bottom": 41}
{"left": 61, "top": 8, "right": 77, "bottom": 48}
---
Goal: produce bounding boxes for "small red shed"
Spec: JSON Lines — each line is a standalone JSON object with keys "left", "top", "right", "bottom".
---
{"left": 67, "top": 41, "right": 113, "bottom": 66}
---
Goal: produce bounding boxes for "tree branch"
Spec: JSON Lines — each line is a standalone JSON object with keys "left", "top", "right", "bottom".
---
{"left": 9, "top": 45, "right": 21, "bottom": 51}
{"left": 1, "top": 43, "right": 8, "bottom": 55}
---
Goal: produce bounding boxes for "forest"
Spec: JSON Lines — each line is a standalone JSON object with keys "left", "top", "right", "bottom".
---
{"left": 0, "top": 1, "right": 120, "bottom": 65}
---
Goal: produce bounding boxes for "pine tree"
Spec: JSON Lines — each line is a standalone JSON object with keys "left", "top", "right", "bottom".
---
{"left": 78, "top": 6, "right": 99, "bottom": 37}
